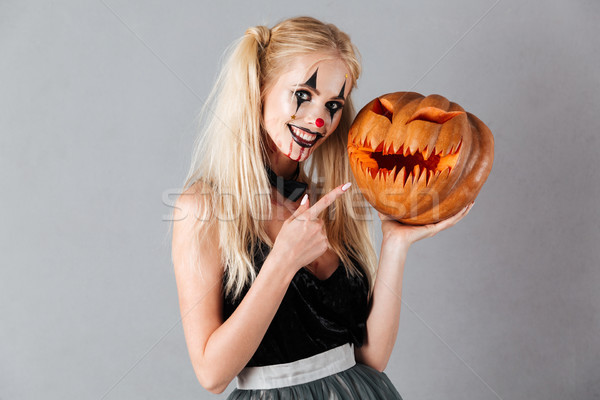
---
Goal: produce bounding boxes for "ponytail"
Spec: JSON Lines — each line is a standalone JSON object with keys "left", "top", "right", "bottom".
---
{"left": 245, "top": 25, "right": 271, "bottom": 53}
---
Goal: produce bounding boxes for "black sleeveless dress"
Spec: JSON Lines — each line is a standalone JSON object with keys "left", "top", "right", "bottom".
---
{"left": 223, "top": 241, "right": 403, "bottom": 400}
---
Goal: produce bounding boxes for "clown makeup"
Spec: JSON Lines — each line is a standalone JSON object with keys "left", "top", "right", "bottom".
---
{"left": 262, "top": 53, "right": 351, "bottom": 164}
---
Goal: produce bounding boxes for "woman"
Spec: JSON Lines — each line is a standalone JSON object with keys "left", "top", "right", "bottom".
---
{"left": 171, "top": 16, "right": 472, "bottom": 399}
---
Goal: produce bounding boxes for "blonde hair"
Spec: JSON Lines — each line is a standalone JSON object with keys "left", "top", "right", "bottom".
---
{"left": 178, "top": 16, "right": 377, "bottom": 301}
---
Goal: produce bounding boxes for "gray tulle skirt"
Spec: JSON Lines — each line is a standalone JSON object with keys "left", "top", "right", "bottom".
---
{"left": 226, "top": 362, "right": 403, "bottom": 400}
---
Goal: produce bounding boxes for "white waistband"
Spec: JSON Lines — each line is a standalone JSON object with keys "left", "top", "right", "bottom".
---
{"left": 236, "top": 343, "right": 356, "bottom": 390}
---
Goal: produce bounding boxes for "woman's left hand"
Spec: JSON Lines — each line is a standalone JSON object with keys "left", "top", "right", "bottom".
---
{"left": 378, "top": 202, "right": 474, "bottom": 247}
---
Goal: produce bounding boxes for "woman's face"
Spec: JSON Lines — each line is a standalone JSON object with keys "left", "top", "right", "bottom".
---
{"left": 262, "top": 53, "right": 351, "bottom": 163}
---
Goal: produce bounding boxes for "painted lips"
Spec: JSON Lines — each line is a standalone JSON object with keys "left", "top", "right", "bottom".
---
{"left": 288, "top": 124, "right": 324, "bottom": 148}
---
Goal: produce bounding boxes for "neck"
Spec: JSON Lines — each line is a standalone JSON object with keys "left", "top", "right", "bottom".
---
{"left": 267, "top": 147, "right": 298, "bottom": 180}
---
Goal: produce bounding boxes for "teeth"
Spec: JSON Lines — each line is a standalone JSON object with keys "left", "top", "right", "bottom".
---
{"left": 428, "top": 146, "right": 437, "bottom": 159}
{"left": 396, "top": 167, "right": 406, "bottom": 185}
{"left": 388, "top": 166, "right": 397, "bottom": 181}
{"left": 384, "top": 142, "right": 394, "bottom": 156}
{"left": 422, "top": 145, "right": 430, "bottom": 160}
{"left": 453, "top": 140, "right": 462, "bottom": 154}
{"left": 427, "top": 170, "right": 438, "bottom": 187}
{"left": 413, "top": 165, "right": 420, "bottom": 183}
{"left": 291, "top": 126, "right": 316, "bottom": 142}
{"left": 443, "top": 143, "right": 454, "bottom": 156}
{"left": 417, "top": 168, "right": 428, "bottom": 185}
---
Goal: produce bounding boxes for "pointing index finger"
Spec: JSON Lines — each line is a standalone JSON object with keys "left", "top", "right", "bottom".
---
{"left": 305, "top": 182, "right": 351, "bottom": 219}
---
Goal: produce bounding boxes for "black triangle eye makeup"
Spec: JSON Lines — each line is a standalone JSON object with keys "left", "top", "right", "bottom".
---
{"left": 304, "top": 68, "right": 318, "bottom": 90}
{"left": 291, "top": 68, "right": 347, "bottom": 122}
{"left": 337, "top": 80, "right": 346, "bottom": 100}
{"left": 292, "top": 68, "right": 319, "bottom": 115}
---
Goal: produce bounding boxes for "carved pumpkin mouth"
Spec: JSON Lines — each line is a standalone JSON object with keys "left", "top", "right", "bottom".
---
{"left": 349, "top": 99, "right": 464, "bottom": 186}
{"left": 350, "top": 140, "right": 461, "bottom": 186}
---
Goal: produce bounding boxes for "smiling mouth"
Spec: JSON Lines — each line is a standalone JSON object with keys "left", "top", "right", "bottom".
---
{"left": 288, "top": 124, "right": 324, "bottom": 148}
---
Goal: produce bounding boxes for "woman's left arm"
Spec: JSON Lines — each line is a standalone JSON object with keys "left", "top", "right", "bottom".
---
{"left": 355, "top": 202, "right": 474, "bottom": 372}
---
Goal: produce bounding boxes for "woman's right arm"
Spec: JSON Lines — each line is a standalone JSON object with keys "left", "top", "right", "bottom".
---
{"left": 171, "top": 187, "right": 298, "bottom": 394}
{"left": 172, "top": 184, "right": 350, "bottom": 393}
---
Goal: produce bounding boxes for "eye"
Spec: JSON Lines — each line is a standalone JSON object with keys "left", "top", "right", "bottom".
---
{"left": 294, "top": 90, "right": 311, "bottom": 101}
{"left": 326, "top": 101, "right": 344, "bottom": 112}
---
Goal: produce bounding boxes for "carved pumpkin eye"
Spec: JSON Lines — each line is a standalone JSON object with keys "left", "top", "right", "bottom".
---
{"left": 348, "top": 92, "right": 494, "bottom": 225}
{"left": 371, "top": 97, "right": 393, "bottom": 122}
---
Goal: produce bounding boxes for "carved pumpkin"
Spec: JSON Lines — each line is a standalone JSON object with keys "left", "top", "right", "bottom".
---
{"left": 348, "top": 92, "right": 494, "bottom": 225}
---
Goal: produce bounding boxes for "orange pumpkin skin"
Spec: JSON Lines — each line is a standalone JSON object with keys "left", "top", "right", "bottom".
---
{"left": 348, "top": 92, "right": 494, "bottom": 225}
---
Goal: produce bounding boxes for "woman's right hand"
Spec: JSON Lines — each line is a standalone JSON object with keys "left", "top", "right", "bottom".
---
{"left": 270, "top": 182, "right": 352, "bottom": 273}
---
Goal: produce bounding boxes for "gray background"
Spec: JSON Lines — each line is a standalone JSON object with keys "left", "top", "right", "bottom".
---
{"left": 1, "top": 0, "right": 598, "bottom": 399}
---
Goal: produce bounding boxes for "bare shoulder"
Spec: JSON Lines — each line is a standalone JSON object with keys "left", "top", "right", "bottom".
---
{"left": 171, "top": 180, "right": 224, "bottom": 364}
{"left": 173, "top": 181, "right": 214, "bottom": 224}
{"left": 172, "top": 180, "right": 221, "bottom": 278}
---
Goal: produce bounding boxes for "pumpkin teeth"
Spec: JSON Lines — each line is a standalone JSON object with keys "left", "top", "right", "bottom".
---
{"left": 388, "top": 166, "right": 397, "bottom": 182}
{"left": 397, "top": 144, "right": 404, "bottom": 156}
{"left": 385, "top": 142, "right": 394, "bottom": 156}
{"left": 425, "top": 170, "right": 433, "bottom": 186}
{"left": 450, "top": 144, "right": 456, "bottom": 154}
{"left": 396, "top": 167, "right": 406, "bottom": 185}
{"left": 427, "top": 170, "right": 440, "bottom": 187}
{"left": 371, "top": 138, "right": 384, "bottom": 152}
{"left": 430, "top": 146, "right": 439, "bottom": 159}
{"left": 444, "top": 140, "right": 462, "bottom": 157}
{"left": 381, "top": 140, "right": 389, "bottom": 155}
{"left": 440, "top": 169, "right": 451, "bottom": 181}
{"left": 422, "top": 145, "right": 431, "bottom": 161}
{"left": 412, "top": 165, "right": 421, "bottom": 184}
{"left": 417, "top": 167, "right": 428, "bottom": 186}
{"left": 453, "top": 140, "right": 463, "bottom": 154}
{"left": 352, "top": 135, "right": 462, "bottom": 187}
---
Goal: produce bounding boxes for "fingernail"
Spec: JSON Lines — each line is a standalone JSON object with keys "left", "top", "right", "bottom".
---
{"left": 300, "top": 194, "right": 308, "bottom": 205}
{"left": 341, "top": 182, "right": 352, "bottom": 192}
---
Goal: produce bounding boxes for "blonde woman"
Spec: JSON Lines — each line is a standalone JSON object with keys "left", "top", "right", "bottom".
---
{"left": 171, "top": 16, "right": 472, "bottom": 399}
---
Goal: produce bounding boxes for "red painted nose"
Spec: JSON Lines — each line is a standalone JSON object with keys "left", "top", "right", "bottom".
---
{"left": 315, "top": 118, "right": 324, "bottom": 128}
